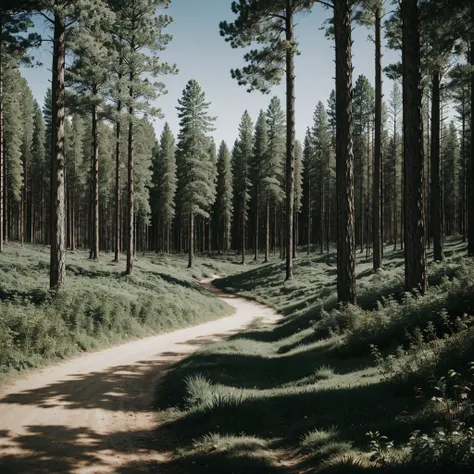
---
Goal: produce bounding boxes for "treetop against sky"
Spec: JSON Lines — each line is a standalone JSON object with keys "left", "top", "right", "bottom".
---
{"left": 22, "top": 0, "right": 400, "bottom": 146}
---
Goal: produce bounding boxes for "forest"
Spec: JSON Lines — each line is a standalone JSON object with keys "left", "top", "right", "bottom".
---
{"left": 0, "top": 0, "right": 473, "bottom": 473}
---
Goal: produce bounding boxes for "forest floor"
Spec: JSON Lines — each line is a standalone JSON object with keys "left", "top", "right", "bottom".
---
{"left": 0, "top": 243, "right": 254, "bottom": 376}
{"left": 0, "top": 280, "right": 279, "bottom": 473}
{"left": 154, "top": 238, "right": 474, "bottom": 473}
{"left": 1, "top": 240, "right": 473, "bottom": 473}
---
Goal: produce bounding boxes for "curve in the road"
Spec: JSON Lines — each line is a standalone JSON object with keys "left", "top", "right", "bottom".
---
{"left": 0, "top": 280, "right": 278, "bottom": 474}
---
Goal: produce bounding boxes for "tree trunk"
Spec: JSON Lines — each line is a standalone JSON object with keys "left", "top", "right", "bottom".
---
{"left": 31, "top": 173, "right": 35, "bottom": 243}
{"left": 273, "top": 204, "right": 277, "bottom": 255}
{"left": 334, "top": 0, "right": 356, "bottom": 304}
{"left": 50, "top": 12, "right": 67, "bottom": 289}
{"left": 307, "top": 180, "right": 311, "bottom": 255}
{"left": 401, "top": 0, "right": 427, "bottom": 294}
{"left": 188, "top": 211, "right": 194, "bottom": 268}
{"left": 372, "top": 5, "right": 382, "bottom": 271}
{"left": 91, "top": 104, "right": 99, "bottom": 260}
{"left": 293, "top": 210, "right": 297, "bottom": 259}
{"left": 393, "top": 103, "right": 398, "bottom": 251}
{"left": 285, "top": 2, "right": 295, "bottom": 280}
{"left": 20, "top": 183, "right": 24, "bottom": 246}
{"left": 265, "top": 195, "right": 270, "bottom": 262}
{"left": 4, "top": 136, "right": 8, "bottom": 244}
{"left": 254, "top": 183, "right": 259, "bottom": 260}
{"left": 241, "top": 207, "right": 246, "bottom": 264}
{"left": 208, "top": 217, "right": 212, "bottom": 257}
{"left": 468, "top": 29, "right": 474, "bottom": 255}
{"left": 0, "top": 33, "right": 3, "bottom": 253}
{"left": 126, "top": 99, "right": 134, "bottom": 275}
{"left": 320, "top": 152, "right": 324, "bottom": 254}
{"left": 430, "top": 71, "right": 443, "bottom": 262}
{"left": 114, "top": 112, "right": 121, "bottom": 262}
{"left": 461, "top": 89, "right": 466, "bottom": 242}
{"left": 70, "top": 161, "right": 76, "bottom": 251}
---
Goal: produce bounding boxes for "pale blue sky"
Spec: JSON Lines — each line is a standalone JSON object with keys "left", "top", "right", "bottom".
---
{"left": 21, "top": 0, "right": 400, "bottom": 147}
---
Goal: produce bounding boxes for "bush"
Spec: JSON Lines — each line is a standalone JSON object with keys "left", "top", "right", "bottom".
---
{"left": 363, "top": 364, "right": 474, "bottom": 473}
{"left": 407, "top": 365, "right": 474, "bottom": 473}
{"left": 301, "top": 427, "right": 339, "bottom": 452}
{"left": 345, "top": 265, "right": 474, "bottom": 355}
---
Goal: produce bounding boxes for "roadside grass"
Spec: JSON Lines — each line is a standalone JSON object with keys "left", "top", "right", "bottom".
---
{"left": 0, "top": 243, "right": 244, "bottom": 376}
{"left": 154, "top": 238, "right": 474, "bottom": 473}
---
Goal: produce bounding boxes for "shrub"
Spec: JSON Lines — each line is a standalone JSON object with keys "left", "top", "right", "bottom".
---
{"left": 313, "top": 365, "right": 336, "bottom": 381}
{"left": 407, "top": 365, "right": 474, "bottom": 473}
{"left": 301, "top": 427, "right": 339, "bottom": 452}
{"left": 345, "top": 267, "right": 474, "bottom": 355}
{"left": 184, "top": 374, "right": 215, "bottom": 409}
{"left": 313, "top": 304, "right": 363, "bottom": 339}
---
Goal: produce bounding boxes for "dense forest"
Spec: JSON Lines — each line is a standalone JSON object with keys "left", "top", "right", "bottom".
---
{"left": 0, "top": 0, "right": 471, "bottom": 301}
{"left": 1, "top": 1, "right": 474, "bottom": 473}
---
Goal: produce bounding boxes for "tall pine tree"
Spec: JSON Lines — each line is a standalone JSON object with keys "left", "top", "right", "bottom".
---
{"left": 176, "top": 80, "right": 216, "bottom": 268}
{"left": 233, "top": 111, "right": 253, "bottom": 265}
{"left": 215, "top": 141, "right": 233, "bottom": 254}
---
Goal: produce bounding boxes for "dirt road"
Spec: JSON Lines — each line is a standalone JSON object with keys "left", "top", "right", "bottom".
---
{"left": 0, "top": 281, "right": 278, "bottom": 473}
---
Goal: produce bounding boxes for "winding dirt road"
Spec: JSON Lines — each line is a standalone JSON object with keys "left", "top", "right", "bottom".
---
{"left": 0, "top": 281, "right": 278, "bottom": 473}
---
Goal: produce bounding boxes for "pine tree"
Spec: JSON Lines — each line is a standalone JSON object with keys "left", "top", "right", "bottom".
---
{"left": 19, "top": 76, "right": 34, "bottom": 245}
{"left": 334, "top": 0, "right": 356, "bottom": 304}
{"left": 355, "top": 0, "right": 385, "bottom": 270}
{"left": 401, "top": 0, "right": 427, "bottom": 294}
{"left": 220, "top": 0, "right": 315, "bottom": 280}
{"left": 176, "top": 80, "right": 216, "bottom": 268}
{"left": 127, "top": 117, "right": 154, "bottom": 254}
{"left": 65, "top": 114, "right": 85, "bottom": 251}
{"left": 252, "top": 110, "right": 268, "bottom": 261}
{"left": 66, "top": 9, "right": 114, "bottom": 260}
{"left": 3, "top": 66, "right": 24, "bottom": 242}
{"left": 302, "top": 128, "right": 313, "bottom": 254}
{"left": 388, "top": 81, "right": 402, "bottom": 250}
{"left": 153, "top": 122, "right": 176, "bottom": 253}
{"left": 353, "top": 75, "right": 375, "bottom": 254}
{"left": 312, "top": 101, "right": 332, "bottom": 254}
{"left": 30, "top": 102, "right": 46, "bottom": 244}
{"left": 215, "top": 141, "right": 233, "bottom": 254}
{"left": 293, "top": 139, "right": 303, "bottom": 258}
{"left": 207, "top": 138, "right": 218, "bottom": 255}
{"left": 264, "top": 96, "right": 285, "bottom": 261}
{"left": 442, "top": 122, "right": 459, "bottom": 236}
{"left": 109, "top": 0, "right": 177, "bottom": 274}
{"left": 234, "top": 111, "right": 253, "bottom": 265}
{"left": 20, "top": 0, "right": 115, "bottom": 288}
{"left": 0, "top": 3, "right": 38, "bottom": 252}
{"left": 448, "top": 64, "right": 470, "bottom": 241}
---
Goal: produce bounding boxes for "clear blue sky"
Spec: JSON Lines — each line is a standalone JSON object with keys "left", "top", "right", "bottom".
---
{"left": 21, "top": 0, "right": 400, "bottom": 147}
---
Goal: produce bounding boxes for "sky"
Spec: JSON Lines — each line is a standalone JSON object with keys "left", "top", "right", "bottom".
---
{"left": 20, "top": 0, "right": 401, "bottom": 148}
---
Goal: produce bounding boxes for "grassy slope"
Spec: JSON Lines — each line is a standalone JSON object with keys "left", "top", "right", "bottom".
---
{"left": 154, "top": 239, "right": 474, "bottom": 473}
{"left": 0, "top": 243, "right": 243, "bottom": 375}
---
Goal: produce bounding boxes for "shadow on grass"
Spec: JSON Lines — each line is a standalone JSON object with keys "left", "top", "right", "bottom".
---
{"left": 158, "top": 340, "right": 375, "bottom": 403}
{"left": 0, "top": 287, "right": 51, "bottom": 304}
{"left": 150, "top": 271, "right": 203, "bottom": 291}
{"left": 155, "top": 375, "right": 422, "bottom": 456}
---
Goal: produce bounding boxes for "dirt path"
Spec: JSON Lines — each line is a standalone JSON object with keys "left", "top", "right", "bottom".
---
{"left": 0, "top": 280, "right": 278, "bottom": 474}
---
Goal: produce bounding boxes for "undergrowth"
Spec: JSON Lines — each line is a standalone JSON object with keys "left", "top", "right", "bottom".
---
{"left": 0, "top": 243, "right": 239, "bottom": 375}
{"left": 154, "top": 239, "right": 474, "bottom": 473}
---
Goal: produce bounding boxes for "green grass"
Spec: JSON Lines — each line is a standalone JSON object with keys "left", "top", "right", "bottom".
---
{"left": 0, "top": 243, "right": 244, "bottom": 376}
{"left": 153, "top": 238, "right": 474, "bottom": 473}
